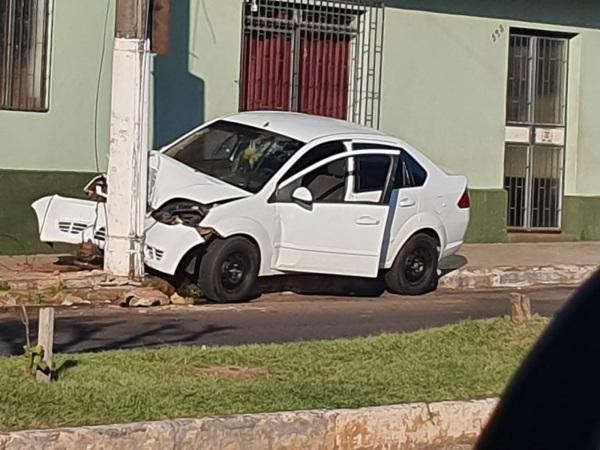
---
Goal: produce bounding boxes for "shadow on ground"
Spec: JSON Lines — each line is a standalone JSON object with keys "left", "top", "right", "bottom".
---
{"left": 258, "top": 274, "right": 387, "bottom": 298}
{"left": 94, "top": 253, "right": 470, "bottom": 302}
{"left": 439, "top": 255, "right": 469, "bottom": 276}
{"left": 0, "top": 312, "right": 235, "bottom": 356}
{"left": 256, "top": 254, "right": 469, "bottom": 298}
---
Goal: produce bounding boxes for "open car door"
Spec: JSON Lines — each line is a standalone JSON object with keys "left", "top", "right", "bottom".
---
{"left": 273, "top": 150, "right": 399, "bottom": 278}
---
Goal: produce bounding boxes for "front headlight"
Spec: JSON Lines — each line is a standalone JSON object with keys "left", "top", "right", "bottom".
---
{"left": 83, "top": 174, "right": 108, "bottom": 202}
{"left": 151, "top": 200, "right": 210, "bottom": 227}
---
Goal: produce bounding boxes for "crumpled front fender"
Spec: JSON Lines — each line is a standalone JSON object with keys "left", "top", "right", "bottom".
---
{"left": 144, "top": 220, "right": 205, "bottom": 275}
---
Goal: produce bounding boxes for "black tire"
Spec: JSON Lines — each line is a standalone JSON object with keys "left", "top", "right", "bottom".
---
{"left": 384, "top": 234, "right": 439, "bottom": 295}
{"left": 197, "top": 236, "right": 259, "bottom": 303}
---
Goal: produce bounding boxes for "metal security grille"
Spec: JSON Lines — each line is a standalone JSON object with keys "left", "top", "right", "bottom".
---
{"left": 0, "top": 0, "right": 52, "bottom": 111}
{"left": 504, "top": 32, "right": 568, "bottom": 230}
{"left": 240, "top": 0, "right": 384, "bottom": 128}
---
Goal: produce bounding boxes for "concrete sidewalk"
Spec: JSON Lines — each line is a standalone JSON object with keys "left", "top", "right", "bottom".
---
{"left": 439, "top": 242, "right": 598, "bottom": 289}
{"left": 459, "top": 242, "right": 599, "bottom": 267}
{"left": 0, "top": 242, "right": 598, "bottom": 294}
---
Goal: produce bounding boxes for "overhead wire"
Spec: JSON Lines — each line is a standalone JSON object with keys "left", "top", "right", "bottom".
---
{"left": 90, "top": 0, "right": 113, "bottom": 257}
{"left": 93, "top": 0, "right": 112, "bottom": 173}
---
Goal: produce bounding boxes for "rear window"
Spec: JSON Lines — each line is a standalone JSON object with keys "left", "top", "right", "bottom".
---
{"left": 355, "top": 155, "right": 392, "bottom": 193}
{"left": 394, "top": 152, "right": 427, "bottom": 188}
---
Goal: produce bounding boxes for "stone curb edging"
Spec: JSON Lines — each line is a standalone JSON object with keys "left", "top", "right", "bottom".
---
{"left": 439, "top": 264, "right": 597, "bottom": 290}
{"left": 4, "top": 265, "right": 597, "bottom": 294}
{"left": 0, "top": 399, "right": 498, "bottom": 450}
{"left": 5, "top": 271, "right": 106, "bottom": 292}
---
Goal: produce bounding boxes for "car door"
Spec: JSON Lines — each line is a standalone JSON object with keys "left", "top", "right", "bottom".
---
{"left": 272, "top": 150, "right": 400, "bottom": 278}
{"left": 348, "top": 143, "right": 427, "bottom": 266}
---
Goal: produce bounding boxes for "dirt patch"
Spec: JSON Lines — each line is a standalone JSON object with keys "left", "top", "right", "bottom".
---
{"left": 192, "top": 365, "right": 271, "bottom": 380}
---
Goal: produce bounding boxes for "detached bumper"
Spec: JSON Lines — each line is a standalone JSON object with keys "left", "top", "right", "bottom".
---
{"left": 31, "top": 195, "right": 107, "bottom": 248}
{"left": 144, "top": 221, "right": 205, "bottom": 275}
{"left": 31, "top": 195, "right": 205, "bottom": 276}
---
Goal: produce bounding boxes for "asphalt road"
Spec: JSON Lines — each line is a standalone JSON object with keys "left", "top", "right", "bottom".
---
{"left": 0, "top": 287, "right": 574, "bottom": 355}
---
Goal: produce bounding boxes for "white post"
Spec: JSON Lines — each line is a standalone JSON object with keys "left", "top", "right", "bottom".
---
{"left": 104, "top": 38, "right": 151, "bottom": 280}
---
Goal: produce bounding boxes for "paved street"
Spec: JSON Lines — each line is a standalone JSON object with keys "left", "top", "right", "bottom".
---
{"left": 0, "top": 287, "right": 573, "bottom": 355}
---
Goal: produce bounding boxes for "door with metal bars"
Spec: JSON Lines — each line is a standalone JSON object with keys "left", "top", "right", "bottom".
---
{"left": 240, "top": 0, "right": 384, "bottom": 129}
{"left": 504, "top": 32, "right": 568, "bottom": 230}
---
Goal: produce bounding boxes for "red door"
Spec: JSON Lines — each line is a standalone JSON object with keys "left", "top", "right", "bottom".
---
{"left": 241, "top": 32, "right": 350, "bottom": 120}
{"left": 298, "top": 35, "right": 350, "bottom": 120}
{"left": 241, "top": 33, "right": 292, "bottom": 112}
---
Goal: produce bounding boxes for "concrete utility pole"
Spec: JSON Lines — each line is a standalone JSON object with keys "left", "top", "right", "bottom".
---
{"left": 104, "top": 0, "right": 152, "bottom": 279}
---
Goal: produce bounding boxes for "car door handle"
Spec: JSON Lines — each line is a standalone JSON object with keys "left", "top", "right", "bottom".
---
{"left": 355, "top": 216, "right": 380, "bottom": 226}
{"left": 399, "top": 198, "right": 416, "bottom": 208}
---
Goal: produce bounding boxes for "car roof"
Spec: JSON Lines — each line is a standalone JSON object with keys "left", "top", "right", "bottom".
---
{"left": 222, "top": 111, "right": 388, "bottom": 143}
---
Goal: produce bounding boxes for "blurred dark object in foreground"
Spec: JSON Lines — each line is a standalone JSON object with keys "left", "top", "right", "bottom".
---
{"left": 477, "top": 271, "right": 600, "bottom": 450}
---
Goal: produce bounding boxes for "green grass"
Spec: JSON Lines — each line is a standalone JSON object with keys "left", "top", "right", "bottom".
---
{"left": 0, "top": 318, "right": 547, "bottom": 431}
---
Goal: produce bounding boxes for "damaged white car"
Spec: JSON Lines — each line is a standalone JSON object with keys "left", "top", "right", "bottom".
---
{"left": 32, "top": 112, "right": 469, "bottom": 302}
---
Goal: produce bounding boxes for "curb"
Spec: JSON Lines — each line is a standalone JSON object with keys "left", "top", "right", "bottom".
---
{"left": 0, "top": 399, "right": 497, "bottom": 450}
{"left": 439, "top": 264, "right": 596, "bottom": 290}
{"left": 5, "top": 271, "right": 106, "bottom": 292}
{"left": 4, "top": 265, "right": 596, "bottom": 295}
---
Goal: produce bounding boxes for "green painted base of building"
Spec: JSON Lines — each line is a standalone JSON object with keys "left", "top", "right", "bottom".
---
{"left": 465, "top": 189, "right": 600, "bottom": 243}
{"left": 563, "top": 196, "right": 600, "bottom": 241}
{"left": 465, "top": 189, "right": 508, "bottom": 243}
{"left": 1, "top": 171, "right": 599, "bottom": 254}
{"left": 0, "top": 170, "right": 96, "bottom": 255}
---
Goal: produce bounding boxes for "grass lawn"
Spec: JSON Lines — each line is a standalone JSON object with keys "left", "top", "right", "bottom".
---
{"left": 0, "top": 318, "right": 547, "bottom": 431}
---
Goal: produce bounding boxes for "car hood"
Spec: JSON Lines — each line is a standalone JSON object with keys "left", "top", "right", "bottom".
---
{"left": 148, "top": 152, "right": 250, "bottom": 209}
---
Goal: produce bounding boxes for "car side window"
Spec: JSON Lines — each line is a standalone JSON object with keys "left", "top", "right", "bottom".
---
{"left": 393, "top": 151, "right": 427, "bottom": 188}
{"left": 354, "top": 155, "right": 392, "bottom": 193}
{"left": 278, "top": 158, "right": 348, "bottom": 203}
{"left": 279, "top": 141, "right": 346, "bottom": 183}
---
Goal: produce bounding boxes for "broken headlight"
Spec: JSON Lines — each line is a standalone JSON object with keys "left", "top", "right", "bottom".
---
{"left": 151, "top": 200, "right": 210, "bottom": 227}
{"left": 83, "top": 174, "right": 108, "bottom": 202}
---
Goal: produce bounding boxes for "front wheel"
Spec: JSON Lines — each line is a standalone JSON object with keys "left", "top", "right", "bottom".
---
{"left": 384, "top": 234, "right": 439, "bottom": 295}
{"left": 197, "top": 237, "right": 259, "bottom": 303}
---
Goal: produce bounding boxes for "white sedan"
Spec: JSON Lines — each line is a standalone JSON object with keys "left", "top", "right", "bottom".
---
{"left": 32, "top": 112, "right": 469, "bottom": 302}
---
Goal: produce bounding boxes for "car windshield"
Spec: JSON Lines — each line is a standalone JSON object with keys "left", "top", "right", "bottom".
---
{"left": 164, "top": 121, "right": 304, "bottom": 193}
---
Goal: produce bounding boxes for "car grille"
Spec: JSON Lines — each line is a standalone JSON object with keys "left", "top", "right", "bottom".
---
{"left": 58, "top": 221, "right": 87, "bottom": 235}
{"left": 145, "top": 245, "right": 164, "bottom": 261}
{"left": 94, "top": 227, "right": 106, "bottom": 242}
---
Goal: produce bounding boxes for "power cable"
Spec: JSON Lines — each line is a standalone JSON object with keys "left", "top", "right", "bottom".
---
{"left": 93, "top": 0, "right": 112, "bottom": 172}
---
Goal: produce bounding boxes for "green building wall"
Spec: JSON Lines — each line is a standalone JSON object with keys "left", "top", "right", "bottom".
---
{"left": 188, "top": 1, "right": 600, "bottom": 243}
{"left": 0, "top": 0, "right": 114, "bottom": 254}
{"left": 379, "top": 7, "right": 600, "bottom": 242}
{"left": 1, "top": 0, "right": 114, "bottom": 172}
{"left": 1, "top": 0, "right": 600, "bottom": 254}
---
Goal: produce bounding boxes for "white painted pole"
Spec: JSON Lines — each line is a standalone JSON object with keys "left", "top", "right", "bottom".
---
{"left": 104, "top": 38, "right": 150, "bottom": 280}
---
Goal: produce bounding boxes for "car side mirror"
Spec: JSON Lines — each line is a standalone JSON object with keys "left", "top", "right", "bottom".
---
{"left": 291, "top": 187, "right": 313, "bottom": 205}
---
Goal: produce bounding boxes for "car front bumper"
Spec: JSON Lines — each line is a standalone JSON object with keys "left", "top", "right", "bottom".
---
{"left": 144, "top": 221, "right": 205, "bottom": 275}
{"left": 32, "top": 195, "right": 205, "bottom": 276}
{"left": 32, "top": 195, "right": 107, "bottom": 248}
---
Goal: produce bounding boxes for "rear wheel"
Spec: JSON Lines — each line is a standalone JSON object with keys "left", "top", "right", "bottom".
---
{"left": 197, "top": 237, "right": 259, "bottom": 303}
{"left": 385, "top": 234, "right": 438, "bottom": 295}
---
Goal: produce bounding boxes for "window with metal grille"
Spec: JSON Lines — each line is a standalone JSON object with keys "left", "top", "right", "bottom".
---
{"left": 240, "top": 0, "right": 384, "bottom": 128}
{"left": 0, "top": 0, "right": 52, "bottom": 111}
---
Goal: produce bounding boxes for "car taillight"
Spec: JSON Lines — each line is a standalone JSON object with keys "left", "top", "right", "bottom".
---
{"left": 458, "top": 189, "right": 470, "bottom": 209}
